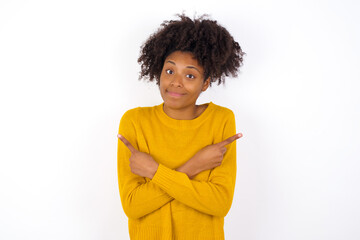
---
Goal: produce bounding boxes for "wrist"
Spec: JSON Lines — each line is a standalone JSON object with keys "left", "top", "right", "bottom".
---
{"left": 149, "top": 162, "right": 159, "bottom": 179}
{"left": 176, "top": 161, "right": 196, "bottom": 179}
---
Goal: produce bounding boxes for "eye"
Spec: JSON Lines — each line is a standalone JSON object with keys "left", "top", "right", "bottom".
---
{"left": 186, "top": 74, "right": 195, "bottom": 79}
{"left": 166, "top": 69, "right": 173, "bottom": 74}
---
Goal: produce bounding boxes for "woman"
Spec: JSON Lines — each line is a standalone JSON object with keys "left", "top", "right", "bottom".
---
{"left": 117, "top": 13, "right": 245, "bottom": 239}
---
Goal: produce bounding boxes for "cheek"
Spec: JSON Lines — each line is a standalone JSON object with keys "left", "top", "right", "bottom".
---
{"left": 187, "top": 81, "right": 203, "bottom": 91}
{"left": 159, "top": 75, "right": 168, "bottom": 92}
{"left": 159, "top": 73, "right": 171, "bottom": 86}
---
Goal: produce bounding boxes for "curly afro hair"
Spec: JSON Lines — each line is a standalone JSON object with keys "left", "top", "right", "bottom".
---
{"left": 137, "top": 13, "right": 246, "bottom": 87}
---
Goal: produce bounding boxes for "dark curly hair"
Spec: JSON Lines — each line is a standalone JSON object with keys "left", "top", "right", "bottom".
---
{"left": 137, "top": 13, "right": 246, "bottom": 87}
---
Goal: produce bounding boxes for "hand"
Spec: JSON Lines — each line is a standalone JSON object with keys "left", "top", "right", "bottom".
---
{"left": 177, "top": 133, "right": 243, "bottom": 178}
{"left": 117, "top": 134, "right": 159, "bottom": 179}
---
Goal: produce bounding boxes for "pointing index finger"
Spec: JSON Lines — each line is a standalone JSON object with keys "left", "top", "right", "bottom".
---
{"left": 117, "top": 134, "right": 137, "bottom": 154}
{"left": 218, "top": 133, "right": 243, "bottom": 147}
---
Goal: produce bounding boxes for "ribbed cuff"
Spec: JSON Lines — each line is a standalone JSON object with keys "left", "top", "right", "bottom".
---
{"left": 151, "top": 163, "right": 175, "bottom": 192}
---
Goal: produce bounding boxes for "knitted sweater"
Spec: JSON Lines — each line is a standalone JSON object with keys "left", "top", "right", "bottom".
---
{"left": 117, "top": 101, "right": 237, "bottom": 240}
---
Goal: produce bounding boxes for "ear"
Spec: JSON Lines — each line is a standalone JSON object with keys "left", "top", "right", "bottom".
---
{"left": 201, "top": 77, "right": 210, "bottom": 92}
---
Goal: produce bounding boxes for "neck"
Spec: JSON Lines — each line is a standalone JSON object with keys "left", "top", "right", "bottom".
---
{"left": 163, "top": 103, "right": 202, "bottom": 120}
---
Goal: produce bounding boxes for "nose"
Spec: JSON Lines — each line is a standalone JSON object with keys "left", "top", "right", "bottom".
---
{"left": 170, "top": 74, "right": 183, "bottom": 87}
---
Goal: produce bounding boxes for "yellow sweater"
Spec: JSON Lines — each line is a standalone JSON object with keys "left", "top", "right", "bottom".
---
{"left": 117, "top": 101, "right": 237, "bottom": 240}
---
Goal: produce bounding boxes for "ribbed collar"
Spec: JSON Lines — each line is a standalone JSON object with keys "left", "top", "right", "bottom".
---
{"left": 155, "top": 101, "right": 215, "bottom": 129}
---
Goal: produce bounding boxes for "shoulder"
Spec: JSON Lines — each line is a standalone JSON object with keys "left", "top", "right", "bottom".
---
{"left": 121, "top": 106, "right": 140, "bottom": 119}
{"left": 120, "top": 104, "right": 157, "bottom": 121}
{"left": 211, "top": 102, "right": 235, "bottom": 119}
{"left": 119, "top": 105, "right": 157, "bottom": 132}
{"left": 119, "top": 107, "right": 141, "bottom": 127}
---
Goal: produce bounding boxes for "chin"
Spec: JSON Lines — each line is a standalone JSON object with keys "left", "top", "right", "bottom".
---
{"left": 163, "top": 98, "right": 182, "bottom": 107}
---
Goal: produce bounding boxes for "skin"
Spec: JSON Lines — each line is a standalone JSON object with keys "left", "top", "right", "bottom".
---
{"left": 159, "top": 50, "right": 211, "bottom": 120}
{"left": 117, "top": 50, "right": 243, "bottom": 179}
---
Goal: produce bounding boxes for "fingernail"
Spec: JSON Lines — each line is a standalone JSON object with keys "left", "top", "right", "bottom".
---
{"left": 237, "top": 133, "right": 242, "bottom": 137}
{"left": 117, "top": 134, "right": 122, "bottom": 138}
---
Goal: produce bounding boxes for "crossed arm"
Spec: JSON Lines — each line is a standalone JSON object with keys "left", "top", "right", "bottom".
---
{"left": 117, "top": 112, "right": 241, "bottom": 219}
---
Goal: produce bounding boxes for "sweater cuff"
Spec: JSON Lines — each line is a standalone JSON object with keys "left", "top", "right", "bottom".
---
{"left": 151, "top": 163, "right": 178, "bottom": 192}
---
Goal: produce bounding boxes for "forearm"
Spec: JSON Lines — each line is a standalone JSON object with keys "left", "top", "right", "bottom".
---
{"left": 175, "top": 158, "right": 201, "bottom": 179}
{"left": 175, "top": 160, "right": 198, "bottom": 179}
{"left": 118, "top": 137, "right": 174, "bottom": 219}
{"left": 153, "top": 120, "right": 237, "bottom": 217}
{"left": 152, "top": 163, "right": 235, "bottom": 217}
{"left": 120, "top": 180, "right": 174, "bottom": 219}
{"left": 121, "top": 158, "right": 199, "bottom": 218}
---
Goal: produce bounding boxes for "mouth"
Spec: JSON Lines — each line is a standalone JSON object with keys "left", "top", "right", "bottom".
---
{"left": 166, "top": 90, "right": 186, "bottom": 97}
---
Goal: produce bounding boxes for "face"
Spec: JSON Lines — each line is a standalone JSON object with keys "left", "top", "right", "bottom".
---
{"left": 159, "top": 51, "right": 210, "bottom": 109}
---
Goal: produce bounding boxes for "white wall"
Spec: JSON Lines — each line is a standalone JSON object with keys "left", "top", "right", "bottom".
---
{"left": 1, "top": 0, "right": 359, "bottom": 239}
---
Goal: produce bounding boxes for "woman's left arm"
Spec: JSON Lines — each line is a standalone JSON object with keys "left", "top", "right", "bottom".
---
{"left": 117, "top": 110, "right": 175, "bottom": 220}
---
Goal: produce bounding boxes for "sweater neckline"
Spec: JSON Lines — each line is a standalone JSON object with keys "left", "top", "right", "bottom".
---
{"left": 155, "top": 101, "right": 215, "bottom": 129}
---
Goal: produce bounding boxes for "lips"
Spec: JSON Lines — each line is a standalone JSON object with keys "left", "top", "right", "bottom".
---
{"left": 166, "top": 90, "right": 186, "bottom": 97}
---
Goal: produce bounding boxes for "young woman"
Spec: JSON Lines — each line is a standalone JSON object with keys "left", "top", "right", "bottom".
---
{"left": 117, "top": 13, "right": 245, "bottom": 240}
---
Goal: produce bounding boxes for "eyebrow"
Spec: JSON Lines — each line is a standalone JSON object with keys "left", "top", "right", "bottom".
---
{"left": 166, "top": 60, "right": 201, "bottom": 73}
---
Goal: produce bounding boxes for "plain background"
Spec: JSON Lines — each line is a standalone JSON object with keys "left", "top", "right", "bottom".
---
{"left": 1, "top": 0, "right": 359, "bottom": 239}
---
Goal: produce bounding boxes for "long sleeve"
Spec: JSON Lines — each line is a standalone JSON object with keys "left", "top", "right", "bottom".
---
{"left": 151, "top": 111, "right": 237, "bottom": 217}
{"left": 117, "top": 109, "right": 174, "bottom": 219}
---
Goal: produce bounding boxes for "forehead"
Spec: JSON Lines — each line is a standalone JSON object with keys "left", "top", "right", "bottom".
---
{"left": 164, "top": 51, "right": 202, "bottom": 68}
